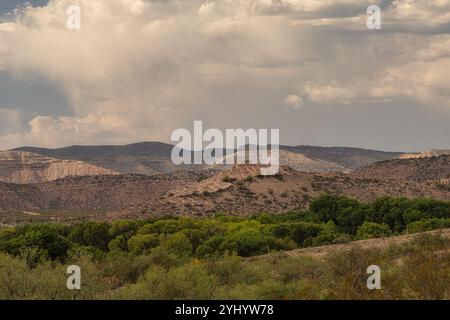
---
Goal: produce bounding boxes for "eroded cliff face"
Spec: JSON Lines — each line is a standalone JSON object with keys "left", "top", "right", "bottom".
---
{"left": 0, "top": 151, "right": 119, "bottom": 184}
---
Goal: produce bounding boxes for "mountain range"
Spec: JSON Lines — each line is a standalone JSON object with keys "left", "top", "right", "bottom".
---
{"left": 0, "top": 142, "right": 449, "bottom": 224}
{"left": 3, "top": 142, "right": 407, "bottom": 184}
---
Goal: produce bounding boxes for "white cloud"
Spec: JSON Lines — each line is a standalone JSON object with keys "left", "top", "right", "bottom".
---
{"left": 0, "top": 23, "right": 16, "bottom": 32}
{"left": 283, "top": 94, "right": 303, "bottom": 109}
{"left": 302, "top": 82, "right": 356, "bottom": 103}
{"left": 198, "top": 1, "right": 215, "bottom": 18}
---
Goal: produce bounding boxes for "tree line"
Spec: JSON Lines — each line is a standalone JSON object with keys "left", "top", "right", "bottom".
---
{"left": 0, "top": 195, "right": 449, "bottom": 263}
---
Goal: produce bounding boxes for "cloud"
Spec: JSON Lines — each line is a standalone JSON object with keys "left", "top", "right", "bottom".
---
{"left": 283, "top": 94, "right": 303, "bottom": 109}
{"left": 302, "top": 82, "right": 355, "bottom": 103}
{"left": 198, "top": 1, "right": 215, "bottom": 18}
{"left": 0, "top": 0, "right": 449, "bottom": 150}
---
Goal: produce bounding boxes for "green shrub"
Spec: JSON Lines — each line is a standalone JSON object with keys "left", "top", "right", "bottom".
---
{"left": 221, "top": 228, "right": 275, "bottom": 257}
{"left": 162, "top": 232, "right": 193, "bottom": 257}
{"left": 356, "top": 222, "right": 391, "bottom": 240}
{"left": 406, "top": 218, "right": 450, "bottom": 234}
{"left": 127, "top": 234, "right": 160, "bottom": 255}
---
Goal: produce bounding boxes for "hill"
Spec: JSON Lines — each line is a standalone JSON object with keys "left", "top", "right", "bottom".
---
{"left": 282, "top": 145, "right": 404, "bottom": 169}
{"left": 8, "top": 142, "right": 407, "bottom": 178}
{"left": 0, "top": 171, "right": 199, "bottom": 223}
{"left": 0, "top": 151, "right": 119, "bottom": 184}
{"left": 352, "top": 154, "right": 450, "bottom": 182}
{"left": 115, "top": 155, "right": 450, "bottom": 219}
{"left": 1, "top": 143, "right": 449, "bottom": 222}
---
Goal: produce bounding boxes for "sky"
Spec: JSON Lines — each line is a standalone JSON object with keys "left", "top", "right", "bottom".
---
{"left": 0, "top": 0, "right": 450, "bottom": 152}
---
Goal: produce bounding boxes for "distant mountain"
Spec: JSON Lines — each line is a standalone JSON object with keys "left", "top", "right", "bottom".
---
{"left": 1, "top": 154, "right": 450, "bottom": 222}
{"left": 281, "top": 145, "right": 404, "bottom": 169}
{"left": 399, "top": 149, "right": 450, "bottom": 159}
{"left": 0, "top": 151, "right": 119, "bottom": 184}
{"left": 352, "top": 154, "right": 450, "bottom": 182}
{"left": 13, "top": 141, "right": 174, "bottom": 159}
{"left": 12, "top": 142, "right": 197, "bottom": 178}
{"left": 6, "top": 142, "right": 405, "bottom": 181}
{"left": 218, "top": 149, "right": 345, "bottom": 173}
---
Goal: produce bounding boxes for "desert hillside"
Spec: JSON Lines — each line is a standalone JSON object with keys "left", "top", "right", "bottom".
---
{"left": 7, "top": 143, "right": 408, "bottom": 180}
{"left": 0, "top": 151, "right": 119, "bottom": 184}
{"left": 351, "top": 154, "right": 450, "bottom": 182}
{"left": 0, "top": 143, "right": 449, "bottom": 223}
{"left": 0, "top": 171, "right": 198, "bottom": 215}
{"left": 400, "top": 149, "right": 450, "bottom": 159}
{"left": 115, "top": 155, "right": 450, "bottom": 219}
{"left": 282, "top": 145, "right": 404, "bottom": 169}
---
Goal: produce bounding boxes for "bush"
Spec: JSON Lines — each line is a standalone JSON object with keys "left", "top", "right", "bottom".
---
{"left": 309, "top": 194, "right": 364, "bottom": 234}
{"left": 222, "top": 176, "right": 236, "bottom": 183}
{"left": 127, "top": 234, "right": 160, "bottom": 255}
{"left": 162, "top": 232, "right": 193, "bottom": 257}
{"left": 68, "top": 222, "right": 111, "bottom": 251}
{"left": 287, "top": 222, "right": 322, "bottom": 246}
{"left": 356, "top": 222, "right": 391, "bottom": 240}
{"left": 311, "top": 221, "right": 343, "bottom": 246}
{"left": 117, "top": 264, "right": 218, "bottom": 300}
{"left": 222, "top": 228, "right": 275, "bottom": 257}
{"left": 406, "top": 218, "right": 450, "bottom": 234}
{"left": 109, "top": 220, "right": 139, "bottom": 239}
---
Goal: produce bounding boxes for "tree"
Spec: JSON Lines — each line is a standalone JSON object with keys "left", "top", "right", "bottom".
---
{"left": 68, "top": 222, "right": 111, "bottom": 251}
{"left": 406, "top": 218, "right": 450, "bottom": 234}
{"left": 109, "top": 220, "right": 139, "bottom": 239}
{"left": 356, "top": 222, "right": 391, "bottom": 240}
{"left": 195, "top": 236, "right": 225, "bottom": 257}
{"left": 311, "top": 221, "right": 343, "bottom": 246}
{"left": 127, "top": 234, "right": 160, "bottom": 255}
{"left": 309, "top": 194, "right": 364, "bottom": 234}
{"left": 19, "top": 226, "right": 72, "bottom": 261}
{"left": 222, "top": 228, "right": 275, "bottom": 257}
{"left": 287, "top": 222, "right": 322, "bottom": 246}
{"left": 162, "top": 232, "right": 193, "bottom": 257}
{"left": 108, "top": 235, "right": 128, "bottom": 252}
{"left": 140, "top": 219, "right": 181, "bottom": 235}
{"left": 367, "top": 197, "right": 409, "bottom": 232}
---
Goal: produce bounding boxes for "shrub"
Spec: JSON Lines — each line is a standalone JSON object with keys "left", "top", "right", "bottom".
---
{"left": 222, "top": 228, "right": 275, "bottom": 257}
{"left": 287, "top": 222, "right": 323, "bottom": 246}
{"left": 356, "top": 222, "right": 391, "bottom": 240}
{"left": 222, "top": 176, "right": 236, "bottom": 183}
{"left": 109, "top": 220, "right": 139, "bottom": 239}
{"left": 406, "top": 218, "right": 450, "bottom": 234}
{"left": 127, "top": 234, "right": 160, "bottom": 255}
{"left": 162, "top": 232, "right": 193, "bottom": 257}
{"left": 310, "top": 194, "right": 364, "bottom": 234}
{"left": 245, "top": 176, "right": 254, "bottom": 182}
{"left": 68, "top": 221, "right": 111, "bottom": 251}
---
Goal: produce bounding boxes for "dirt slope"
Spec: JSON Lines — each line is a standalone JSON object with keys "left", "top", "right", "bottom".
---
{"left": 261, "top": 228, "right": 450, "bottom": 260}
{"left": 117, "top": 155, "right": 450, "bottom": 219}
{"left": 0, "top": 171, "right": 198, "bottom": 212}
{"left": 0, "top": 151, "right": 119, "bottom": 184}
